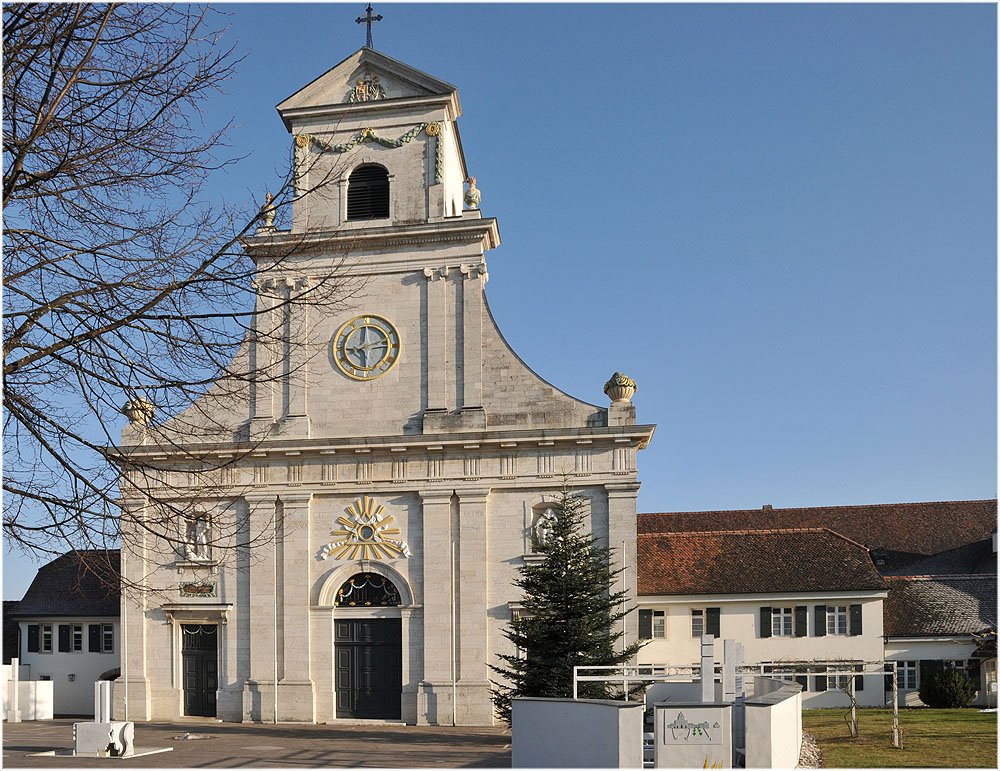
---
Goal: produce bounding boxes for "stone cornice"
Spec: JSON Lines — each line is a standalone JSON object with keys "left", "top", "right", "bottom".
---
{"left": 243, "top": 217, "right": 500, "bottom": 262}
{"left": 119, "top": 423, "right": 657, "bottom": 461}
{"left": 279, "top": 93, "right": 462, "bottom": 132}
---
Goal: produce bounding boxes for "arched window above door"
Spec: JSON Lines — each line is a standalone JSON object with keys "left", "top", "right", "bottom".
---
{"left": 335, "top": 572, "right": 401, "bottom": 607}
{"left": 347, "top": 164, "right": 390, "bottom": 220}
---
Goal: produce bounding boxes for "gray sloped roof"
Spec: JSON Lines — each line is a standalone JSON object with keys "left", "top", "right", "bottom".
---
{"left": 883, "top": 575, "right": 997, "bottom": 638}
{"left": 10, "top": 550, "right": 120, "bottom": 618}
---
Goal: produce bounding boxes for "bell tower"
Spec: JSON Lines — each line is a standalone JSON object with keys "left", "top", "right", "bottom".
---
{"left": 277, "top": 47, "right": 475, "bottom": 232}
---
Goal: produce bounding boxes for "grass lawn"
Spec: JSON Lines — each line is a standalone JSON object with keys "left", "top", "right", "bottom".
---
{"left": 802, "top": 708, "right": 997, "bottom": 768}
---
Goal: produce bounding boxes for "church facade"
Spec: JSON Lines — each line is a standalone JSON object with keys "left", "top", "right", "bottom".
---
{"left": 117, "top": 47, "right": 654, "bottom": 725}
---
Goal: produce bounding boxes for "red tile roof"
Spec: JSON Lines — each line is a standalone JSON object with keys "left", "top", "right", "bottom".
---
{"left": 638, "top": 500, "right": 996, "bottom": 574}
{"left": 638, "top": 528, "right": 886, "bottom": 596}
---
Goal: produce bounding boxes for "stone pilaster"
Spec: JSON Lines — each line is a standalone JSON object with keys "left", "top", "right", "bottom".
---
{"left": 250, "top": 278, "right": 278, "bottom": 440}
{"left": 276, "top": 492, "right": 314, "bottom": 720}
{"left": 606, "top": 482, "right": 641, "bottom": 655}
{"left": 460, "top": 263, "right": 486, "bottom": 411}
{"left": 281, "top": 277, "right": 311, "bottom": 437}
{"left": 116, "top": 497, "right": 151, "bottom": 721}
{"left": 417, "top": 489, "right": 454, "bottom": 724}
{"left": 243, "top": 492, "right": 279, "bottom": 721}
{"left": 423, "top": 266, "right": 449, "bottom": 413}
{"left": 455, "top": 487, "right": 492, "bottom": 724}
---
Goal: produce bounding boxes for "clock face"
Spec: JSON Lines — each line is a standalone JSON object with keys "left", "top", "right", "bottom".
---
{"left": 333, "top": 314, "right": 401, "bottom": 381}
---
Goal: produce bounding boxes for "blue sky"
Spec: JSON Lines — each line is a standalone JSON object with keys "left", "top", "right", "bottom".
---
{"left": 4, "top": 2, "right": 996, "bottom": 598}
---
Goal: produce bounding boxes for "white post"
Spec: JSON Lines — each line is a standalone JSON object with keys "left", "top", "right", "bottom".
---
{"left": 891, "top": 662, "right": 901, "bottom": 749}
{"left": 700, "top": 634, "right": 715, "bottom": 703}
{"left": 848, "top": 675, "right": 858, "bottom": 737}
{"left": 7, "top": 656, "right": 22, "bottom": 723}
{"left": 722, "top": 640, "right": 736, "bottom": 702}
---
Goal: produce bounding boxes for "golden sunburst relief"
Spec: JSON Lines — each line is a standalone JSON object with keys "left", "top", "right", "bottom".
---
{"left": 318, "top": 496, "right": 411, "bottom": 560}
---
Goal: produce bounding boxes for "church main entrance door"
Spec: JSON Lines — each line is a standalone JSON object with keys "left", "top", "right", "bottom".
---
{"left": 181, "top": 624, "right": 218, "bottom": 717}
{"left": 335, "top": 619, "right": 402, "bottom": 719}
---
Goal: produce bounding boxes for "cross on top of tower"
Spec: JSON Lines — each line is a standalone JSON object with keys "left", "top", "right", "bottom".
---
{"left": 356, "top": 4, "right": 383, "bottom": 49}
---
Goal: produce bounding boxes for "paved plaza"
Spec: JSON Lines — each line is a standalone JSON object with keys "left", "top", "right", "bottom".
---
{"left": 2, "top": 719, "right": 511, "bottom": 768}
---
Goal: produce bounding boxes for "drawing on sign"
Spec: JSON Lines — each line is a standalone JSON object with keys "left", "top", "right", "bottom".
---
{"left": 667, "top": 711, "right": 721, "bottom": 743}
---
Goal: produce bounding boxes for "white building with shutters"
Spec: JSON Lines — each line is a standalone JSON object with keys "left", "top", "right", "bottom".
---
{"left": 8, "top": 551, "right": 120, "bottom": 716}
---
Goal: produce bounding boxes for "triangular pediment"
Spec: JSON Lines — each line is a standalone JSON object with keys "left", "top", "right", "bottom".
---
{"left": 277, "top": 47, "right": 457, "bottom": 115}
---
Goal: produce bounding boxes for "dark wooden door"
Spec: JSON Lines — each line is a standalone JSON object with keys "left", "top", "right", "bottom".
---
{"left": 181, "top": 624, "right": 218, "bottom": 717}
{"left": 335, "top": 619, "right": 401, "bottom": 719}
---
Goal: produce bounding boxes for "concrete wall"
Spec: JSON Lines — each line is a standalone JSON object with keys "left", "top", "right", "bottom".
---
{"left": 744, "top": 680, "right": 802, "bottom": 769}
{"left": 16, "top": 619, "right": 119, "bottom": 716}
{"left": 512, "top": 698, "right": 644, "bottom": 768}
{"left": 3, "top": 668, "right": 55, "bottom": 721}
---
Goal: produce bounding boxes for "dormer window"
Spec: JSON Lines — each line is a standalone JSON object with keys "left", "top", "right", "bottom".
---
{"left": 347, "top": 164, "right": 389, "bottom": 220}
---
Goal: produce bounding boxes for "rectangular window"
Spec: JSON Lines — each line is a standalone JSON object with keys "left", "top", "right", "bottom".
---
{"left": 71, "top": 625, "right": 83, "bottom": 652}
{"left": 101, "top": 624, "right": 114, "bottom": 653}
{"left": 771, "top": 608, "right": 793, "bottom": 637}
{"left": 650, "top": 610, "right": 665, "bottom": 638}
{"left": 826, "top": 606, "right": 848, "bottom": 635}
{"left": 827, "top": 670, "right": 851, "bottom": 690}
{"left": 41, "top": 624, "right": 53, "bottom": 653}
{"left": 691, "top": 609, "right": 704, "bottom": 637}
{"left": 899, "top": 660, "right": 917, "bottom": 689}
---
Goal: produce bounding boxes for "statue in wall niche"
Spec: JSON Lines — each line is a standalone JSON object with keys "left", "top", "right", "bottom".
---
{"left": 464, "top": 176, "right": 481, "bottom": 209}
{"left": 184, "top": 515, "right": 211, "bottom": 561}
{"left": 533, "top": 507, "right": 559, "bottom": 550}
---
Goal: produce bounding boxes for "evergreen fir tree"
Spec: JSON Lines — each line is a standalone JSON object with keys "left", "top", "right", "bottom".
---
{"left": 490, "top": 485, "right": 644, "bottom": 723}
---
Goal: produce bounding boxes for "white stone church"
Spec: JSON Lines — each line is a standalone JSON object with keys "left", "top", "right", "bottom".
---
{"left": 117, "top": 46, "right": 654, "bottom": 725}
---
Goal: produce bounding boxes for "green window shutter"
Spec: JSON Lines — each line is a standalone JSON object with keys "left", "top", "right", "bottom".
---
{"left": 849, "top": 604, "right": 863, "bottom": 636}
{"left": 814, "top": 605, "right": 827, "bottom": 637}
{"left": 26, "top": 625, "right": 39, "bottom": 653}
{"left": 883, "top": 663, "right": 893, "bottom": 692}
{"left": 814, "top": 674, "right": 827, "bottom": 692}
{"left": 759, "top": 607, "right": 772, "bottom": 638}
{"left": 89, "top": 624, "right": 102, "bottom": 653}
{"left": 638, "top": 609, "right": 652, "bottom": 639}
{"left": 794, "top": 606, "right": 808, "bottom": 637}
{"left": 855, "top": 672, "right": 865, "bottom": 691}
{"left": 794, "top": 675, "right": 809, "bottom": 692}
{"left": 706, "top": 608, "right": 721, "bottom": 638}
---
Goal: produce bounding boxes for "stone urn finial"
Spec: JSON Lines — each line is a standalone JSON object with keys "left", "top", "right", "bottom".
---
{"left": 464, "top": 176, "right": 481, "bottom": 210}
{"left": 122, "top": 398, "right": 155, "bottom": 427}
{"left": 603, "top": 372, "right": 637, "bottom": 404}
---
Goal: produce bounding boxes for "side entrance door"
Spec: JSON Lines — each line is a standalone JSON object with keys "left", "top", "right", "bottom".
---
{"left": 181, "top": 624, "right": 218, "bottom": 717}
{"left": 335, "top": 618, "right": 402, "bottom": 719}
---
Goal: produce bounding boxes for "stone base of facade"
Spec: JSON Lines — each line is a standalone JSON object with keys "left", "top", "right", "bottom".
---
{"left": 416, "top": 680, "right": 495, "bottom": 725}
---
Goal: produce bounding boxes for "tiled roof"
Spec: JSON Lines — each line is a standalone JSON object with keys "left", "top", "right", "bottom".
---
{"left": 883, "top": 575, "right": 997, "bottom": 638}
{"left": 10, "top": 550, "right": 120, "bottom": 618}
{"left": 638, "top": 500, "right": 997, "bottom": 574}
{"left": 882, "top": 539, "right": 996, "bottom": 577}
{"left": 638, "top": 528, "right": 885, "bottom": 596}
